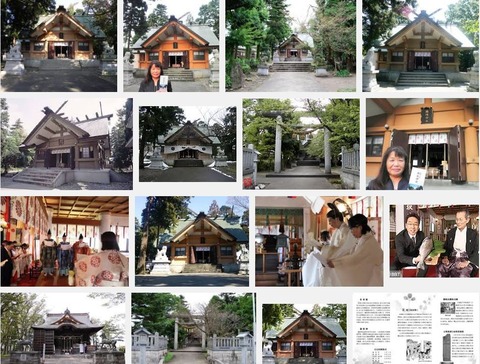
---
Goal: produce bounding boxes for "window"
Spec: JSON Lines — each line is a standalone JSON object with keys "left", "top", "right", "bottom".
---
{"left": 33, "top": 42, "right": 44, "bottom": 51}
{"left": 78, "top": 42, "right": 89, "bottom": 51}
{"left": 391, "top": 51, "right": 403, "bottom": 62}
{"left": 442, "top": 52, "right": 454, "bottom": 63}
{"left": 173, "top": 42, "right": 178, "bottom": 49}
{"left": 220, "top": 246, "right": 233, "bottom": 256}
{"left": 322, "top": 342, "right": 333, "bottom": 351}
{"left": 366, "top": 136, "right": 384, "bottom": 157}
{"left": 149, "top": 52, "right": 159, "bottom": 61}
{"left": 175, "top": 247, "right": 186, "bottom": 256}
{"left": 280, "top": 342, "right": 291, "bottom": 351}
{"left": 80, "top": 146, "right": 94, "bottom": 159}
{"left": 193, "top": 51, "right": 205, "bottom": 60}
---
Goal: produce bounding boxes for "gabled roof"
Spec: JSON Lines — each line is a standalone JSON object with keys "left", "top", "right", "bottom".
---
{"left": 160, "top": 121, "right": 220, "bottom": 145}
{"left": 279, "top": 34, "right": 310, "bottom": 49}
{"left": 271, "top": 311, "right": 346, "bottom": 340}
{"left": 32, "top": 308, "right": 104, "bottom": 331}
{"left": 22, "top": 107, "right": 111, "bottom": 148}
{"left": 383, "top": 10, "right": 475, "bottom": 48}
{"left": 133, "top": 15, "right": 219, "bottom": 49}
{"left": 31, "top": 6, "right": 94, "bottom": 39}
{"left": 171, "top": 212, "right": 238, "bottom": 243}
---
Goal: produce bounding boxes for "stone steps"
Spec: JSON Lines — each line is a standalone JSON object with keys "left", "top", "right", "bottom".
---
{"left": 43, "top": 355, "right": 94, "bottom": 363}
{"left": 163, "top": 68, "right": 194, "bottom": 81}
{"left": 39, "top": 59, "right": 82, "bottom": 70}
{"left": 12, "top": 168, "right": 62, "bottom": 187}
{"left": 182, "top": 263, "right": 219, "bottom": 273}
{"left": 271, "top": 63, "right": 313, "bottom": 72}
{"left": 396, "top": 72, "right": 449, "bottom": 87}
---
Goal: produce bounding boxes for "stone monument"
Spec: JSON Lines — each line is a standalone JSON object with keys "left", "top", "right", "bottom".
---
{"left": 362, "top": 47, "right": 379, "bottom": 91}
{"left": 273, "top": 50, "right": 280, "bottom": 63}
{"left": 257, "top": 56, "right": 269, "bottom": 76}
{"left": 123, "top": 51, "right": 135, "bottom": 86}
{"left": 149, "top": 147, "right": 166, "bottom": 169}
{"left": 215, "top": 147, "right": 228, "bottom": 167}
{"left": 262, "top": 340, "right": 275, "bottom": 364}
{"left": 101, "top": 41, "right": 117, "bottom": 76}
{"left": 231, "top": 61, "right": 244, "bottom": 90}
{"left": 4, "top": 42, "right": 25, "bottom": 75}
{"left": 209, "top": 49, "right": 219, "bottom": 89}
{"left": 151, "top": 246, "right": 171, "bottom": 275}
{"left": 236, "top": 244, "right": 249, "bottom": 275}
{"left": 468, "top": 50, "right": 479, "bottom": 92}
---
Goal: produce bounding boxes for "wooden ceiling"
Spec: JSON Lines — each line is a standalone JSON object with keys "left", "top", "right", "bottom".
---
{"left": 416, "top": 204, "right": 479, "bottom": 217}
{"left": 42, "top": 196, "right": 129, "bottom": 220}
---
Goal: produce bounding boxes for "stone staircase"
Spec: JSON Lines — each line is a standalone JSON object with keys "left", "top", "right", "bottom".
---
{"left": 164, "top": 68, "right": 194, "bottom": 81}
{"left": 174, "top": 159, "right": 204, "bottom": 167}
{"left": 288, "top": 358, "right": 325, "bottom": 364}
{"left": 12, "top": 168, "right": 63, "bottom": 187}
{"left": 270, "top": 62, "right": 313, "bottom": 72}
{"left": 182, "top": 263, "right": 219, "bottom": 273}
{"left": 40, "top": 59, "right": 82, "bottom": 70}
{"left": 396, "top": 72, "right": 449, "bottom": 87}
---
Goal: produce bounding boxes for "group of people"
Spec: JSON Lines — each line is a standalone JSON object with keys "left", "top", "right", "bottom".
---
{"left": 394, "top": 209, "right": 479, "bottom": 277}
{"left": 0, "top": 241, "right": 31, "bottom": 286}
{"left": 302, "top": 209, "right": 383, "bottom": 286}
{"left": 1, "top": 230, "right": 128, "bottom": 286}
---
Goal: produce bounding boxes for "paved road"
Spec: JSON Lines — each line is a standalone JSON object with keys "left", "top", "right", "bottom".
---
{"left": 136, "top": 273, "right": 249, "bottom": 287}
{"left": 139, "top": 167, "right": 235, "bottom": 182}
{"left": 169, "top": 349, "right": 208, "bottom": 364}
{"left": 0, "top": 70, "right": 117, "bottom": 92}
{"left": 238, "top": 71, "right": 356, "bottom": 92}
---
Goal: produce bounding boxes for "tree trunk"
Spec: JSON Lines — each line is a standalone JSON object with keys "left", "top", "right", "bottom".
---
{"left": 135, "top": 197, "right": 153, "bottom": 274}
{"left": 324, "top": 128, "right": 331, "bottom": 174}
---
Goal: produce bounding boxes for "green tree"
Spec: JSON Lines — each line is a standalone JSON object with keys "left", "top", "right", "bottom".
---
{"left": 243, "top": 99, "right": 300, "bottom": 171}
{"left": 310, "top": 0, "right": 356, "bottom": 71}
{"left": 147, "top": 4, "right": 168, "bottom": 28}
{"left": 110, "top": 101, "right": 133, "bottom": 170}
{"left": 262, "top": 304, "right": 295, "bottom": 335}
{"left": 1, "top": 0, "right": 56, "bottom": 50}
{"left": 304, "top": 99, "right": 360, "bottom": 165}
{"left": 87, "top": 293, "right": 126, "bottom": 307}
{"left": 136, "top": 197, "right": 190, "bottom": 273}
{"left": 311, "top": 304, "right": 347, "bottom": 334}
{"left": 1, "top": 101, "right": 30, "bottom": 174}
{"left": 0, "top": 293, "right": 46, "bottom": 355}
{"left": 264, "top": 0, "right": 291, "bottom": 58}
{"left": 196, "top": 0, "right": 219, "bottom": 38}
{"left": 132, "top": 293, "right": 189, "bottom": 348}
{"left": 139, "top": 106, "right": 185, "bottom": 169}
{"left": 362, "top": 0, "right": 417, "bottom": 52}
{"left": 82, "top": 0, "right": 118, "bottom": 53}
{"left": 210, "top": 107, "right": 237, "bottom": 161}
{"left": 123, "top": 0, "right": 148, "bottom": 49}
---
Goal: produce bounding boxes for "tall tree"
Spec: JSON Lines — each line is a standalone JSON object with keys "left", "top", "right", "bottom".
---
{"left": 262, "top": 304, "right": 295, "bottom": 335}
{"left": 196, "top": 0, "right": 219, "bottom": 38}
{"left": 362, "top": 0, "right": 418, "bottom": 52}
{"left": 0, "top": 293, "right": 45, "bottom": 354}
{"left": 138, "top": 106, "right": 185, "bottom": 168}
{"left": 123, "top": 0, "right": 148, "bottom": 50}
{"left": 147, "top": 4, "right": 168, "bottom": 28}
{"left": 264, "top": 0, "right": 291, "bottom": 58}
{"left": 210, "top": 107, "right": 237, "bottom": 161}
{"left": 82, "top": 0, "right": 118, "bottom": 52}
{"left": 110, "top": 101, "right": 132, "bottom": 170}
{"left": 1, "top": 0, "right": 56, "bottom": 50}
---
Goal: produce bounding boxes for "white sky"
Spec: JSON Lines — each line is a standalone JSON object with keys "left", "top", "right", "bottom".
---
{"left": 413, "top": 0, "right": 459, "bottom": 21}
{"left": 285, "top": 0, "right": 316, "bottom": 31}
{"left": 5, "top": 98, "right": 126, "bottom": 134}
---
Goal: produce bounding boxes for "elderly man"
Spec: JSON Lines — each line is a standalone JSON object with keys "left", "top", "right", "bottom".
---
{"left": 394, "top": 212, "right": 427, "bottom": 277}
{"left": 444, "top": 209, "right": 479, "bottom": 276}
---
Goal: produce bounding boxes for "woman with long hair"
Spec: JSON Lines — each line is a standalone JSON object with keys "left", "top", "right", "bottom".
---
{"left": 138, "top": 61, "right": 173, "bottom": 92}
{"left": 367, "top": 145, "right": 409, "bottom": 190}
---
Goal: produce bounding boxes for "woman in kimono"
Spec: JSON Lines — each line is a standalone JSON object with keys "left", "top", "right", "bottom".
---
{"left": 327, "top": 214, "right": 383, "bottom": 286}
{"left": 75, "top": 231, "right": 128, "bottom": 287}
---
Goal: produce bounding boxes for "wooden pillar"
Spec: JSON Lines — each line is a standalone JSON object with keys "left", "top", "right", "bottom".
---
{"left": 464, "top": 125, "right": 479, "bottom": 182}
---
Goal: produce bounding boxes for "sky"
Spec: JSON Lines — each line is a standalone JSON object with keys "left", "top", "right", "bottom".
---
{"left": 285, "top": 0, "right": 317, "bottom": 31}
{"left": 135, "top": 196, "right": 247, "bottom": 222}
{"left": 5, "top": 98, "right": 127, "bottom": 134}
{"left": 413, "top": 0, "right": 459, "bottom": 21}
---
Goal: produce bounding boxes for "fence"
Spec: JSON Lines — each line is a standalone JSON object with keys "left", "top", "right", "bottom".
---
{"left": 341, "top": 146, "right": 360, "bottom": 189}
{"left": 132, "top": 333, "right": 168, "bottom": 351}
{"left": 208, "top": 336, "right": 254, "bottom": 351}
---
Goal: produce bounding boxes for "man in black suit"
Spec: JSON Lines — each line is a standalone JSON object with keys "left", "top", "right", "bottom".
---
{"left": 445, "top": 209, "right": 479, "bottom": 276}
{"left": 394, "top": 212, "right": 427, "bottom": 277}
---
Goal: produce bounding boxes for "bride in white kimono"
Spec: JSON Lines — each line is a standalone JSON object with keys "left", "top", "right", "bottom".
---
{"left": 327, "top": 214, "right": 383, "bottom": 286}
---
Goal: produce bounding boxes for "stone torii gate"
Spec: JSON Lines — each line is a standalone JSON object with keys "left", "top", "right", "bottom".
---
{"left": 260, "top": 110, "right": 332, "bottom": 174}
{"left": 173, "top": 314, "right": 206, "bottom": 350}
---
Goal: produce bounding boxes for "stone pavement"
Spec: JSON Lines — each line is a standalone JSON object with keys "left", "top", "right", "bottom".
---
{"left": 371, "top": 82, "right": 470, "bottom": 92}
{"left": 135, "top": 273, "right": 249, "bottom": 287}
{"left": 1, "top": 177, "right": 132, "bottom": 190}
{"left": 124, "top": 77, "right": 217, "bottom": 92}
{"left": 169, "top": 349, "right": 208, "bottom": 364}
{"left": 234, "top": 72, "right": 356, "bottom": 92}
{"left": 250, "top": 166, "right": 344, "bottom": 190}
{"left": 139, "top": 167, "right": 235, "bottom": 182}
{"left": 0, "top": 69, "right": 116, "bottom": 92}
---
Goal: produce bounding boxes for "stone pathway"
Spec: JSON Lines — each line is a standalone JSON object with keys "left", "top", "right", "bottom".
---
{"left": 169, "top": 349, "right": 208, "bottom": 364}
{"left": 0, "top": 177, "right": 133, "bottom": 190}
{"left": 233, "top": 71, "right": 356, "bottom": 92}
{"left": 139, "top": 167, "right": 235, "bottom": 182}
{"left": 0, "top": 69, "right": 116, "bottom": 92}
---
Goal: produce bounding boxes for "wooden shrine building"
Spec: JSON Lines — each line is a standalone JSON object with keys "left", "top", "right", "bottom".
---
{"left": 277, "top": 34, "right": 313, "bottom": 62}
{"left": 32, "top": 309, "right": 103, "bottom": 354}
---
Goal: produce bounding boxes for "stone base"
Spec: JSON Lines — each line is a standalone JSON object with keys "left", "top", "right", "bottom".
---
{"left": 239, "top": 262, "right": 249, "bottom": 275}
{"left": 95, "top": 351, "right": 125, "bottom": 364}
{"left": 5, "top": 60, "right": 25, "bottom": 75}
{"left": 9, "top": 351, "right": 40, "bottom": 363}
{"left": 149, "top": 157, "right": 166, "bottom": 169}
{"left": 315, "top": 68, "right": 329, "bottom": 77}
{"left": 257, "top": 66, "right": 269, "bottom": 76}
{"left": 124, "top": 69, "right": 135, "bottom": 86}
{"left": 363, "top": 71, "right": 380, "bottom": 91}
{"left": 101, "top": 62, "right": 117, "bottom": 76}
{"left": 468, "top": 71, "right": 479, "bottom": 91}
{"left": 152, "top": 261, "right": 171, "bottom": 275}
